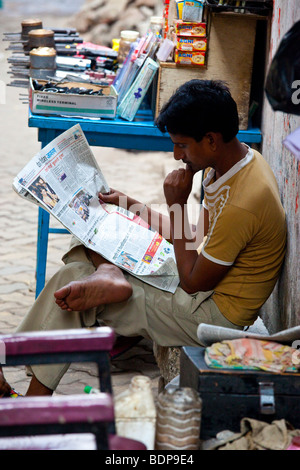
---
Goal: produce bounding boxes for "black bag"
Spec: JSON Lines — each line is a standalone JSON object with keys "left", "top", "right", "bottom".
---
{"left": 265, "top": 20, "right": 300, "bottom": 116}
{"left": 205, "top": 1, "right": 273, "bottom": 15}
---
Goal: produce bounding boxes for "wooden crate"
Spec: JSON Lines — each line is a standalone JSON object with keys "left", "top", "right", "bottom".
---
{"left": 155, "top": 12, "right": 259, "bottom": 130}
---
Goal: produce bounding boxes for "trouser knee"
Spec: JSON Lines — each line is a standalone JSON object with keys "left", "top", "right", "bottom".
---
{"left": 44, "top": 260, "right": 96, "bottom": 293}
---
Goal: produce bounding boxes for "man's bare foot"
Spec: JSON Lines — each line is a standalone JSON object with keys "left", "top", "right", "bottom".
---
{"left": 54, "top": 263, "right": 133, "bottom": 311}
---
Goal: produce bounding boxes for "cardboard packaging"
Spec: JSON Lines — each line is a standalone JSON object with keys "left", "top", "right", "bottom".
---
{"left": 176, "top": 36, "right": 207, "bottom": 51}
{"left": 175, "top": 20, "right": 206, "bottom": 37}
{"left": 118, "top": 57, "right": 159, "bottom": 122}
{"left": 29, "top": 78, "right": 118, "bottom": 119}
{"left": 174, "top": 50, "right": 206, "bottom": 66}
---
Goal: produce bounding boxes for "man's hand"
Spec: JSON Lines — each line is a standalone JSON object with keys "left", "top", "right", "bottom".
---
{"left": 163, "top": 166, "right": 194, "bottom": 207}
{"left": 99, "top": 188, "right": 128, "bottom": 208}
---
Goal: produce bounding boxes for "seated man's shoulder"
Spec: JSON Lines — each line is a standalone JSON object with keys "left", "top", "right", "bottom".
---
{"left": 231, "top": 149, "right": 284, "bottom": 216}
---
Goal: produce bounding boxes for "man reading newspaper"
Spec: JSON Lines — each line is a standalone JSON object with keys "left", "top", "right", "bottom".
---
{"left": 3, "top": 80, "right": 286, "bottom": 397}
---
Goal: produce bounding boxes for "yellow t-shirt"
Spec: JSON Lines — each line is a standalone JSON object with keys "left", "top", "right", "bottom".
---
{"left": 202, "top": 146, "right": 286, "bottom": 326}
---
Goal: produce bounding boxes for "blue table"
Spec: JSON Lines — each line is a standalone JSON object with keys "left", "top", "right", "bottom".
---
{"left": 28, "top": 109, "right": 262, "bottom": 297}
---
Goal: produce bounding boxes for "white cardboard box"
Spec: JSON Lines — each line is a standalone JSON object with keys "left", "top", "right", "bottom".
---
{"left": 29, "top": 78, "right": 118, "bottom": 119}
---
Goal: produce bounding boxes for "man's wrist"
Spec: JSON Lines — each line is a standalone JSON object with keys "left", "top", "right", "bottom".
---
{"left": 167, "top": 199, "right": 188, "bottom": 210}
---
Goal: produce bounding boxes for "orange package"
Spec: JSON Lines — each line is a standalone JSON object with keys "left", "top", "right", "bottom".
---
{"left": 175, "top": 20, "right": 206, "bottom": 37}
{"left": 175, "top": 50, "right": 206, "bottom": 66}
{"left": 177, "top": 36, "right": 207, "bottom": 52}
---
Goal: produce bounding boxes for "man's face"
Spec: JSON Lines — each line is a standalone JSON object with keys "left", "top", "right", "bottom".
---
{"left": 169, "top": 133, "right": 214, "bottom": 173}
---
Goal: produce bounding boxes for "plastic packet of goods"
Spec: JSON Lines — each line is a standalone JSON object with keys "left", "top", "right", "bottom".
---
{"left": 176, "top": 0, "right": 185, "bottom": 19}
{"left": 182, "top": 1, "right": 204, "bottom": 22}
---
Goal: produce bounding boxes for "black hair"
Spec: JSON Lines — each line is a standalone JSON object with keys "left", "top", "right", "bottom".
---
{"left": 155, "top": 79, "right": 239, "bottom": 143}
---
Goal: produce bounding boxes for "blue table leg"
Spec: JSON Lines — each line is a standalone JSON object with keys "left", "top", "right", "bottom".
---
{"left": 35, "top": 131, "right": 58, "bottom": 298}
{"left": 35, "top": 207, "right": 50, "bottom": 298}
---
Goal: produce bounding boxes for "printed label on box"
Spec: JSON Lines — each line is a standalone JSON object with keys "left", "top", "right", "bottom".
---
{"left": 175, "top": 21, "right": 206, "bottom": 37}
{"left": 29, "top": 79, "right": 118, "bottom": 119}
{"left": 177, "top": 36, "right": 207, "bottom": 51}
{"left": 175, "top": 50, "right": 206, "bottom": 66}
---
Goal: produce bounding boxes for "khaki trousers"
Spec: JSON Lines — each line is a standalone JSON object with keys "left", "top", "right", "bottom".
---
{"left": 16, "top": 243, "right": 243, "bottom": 390}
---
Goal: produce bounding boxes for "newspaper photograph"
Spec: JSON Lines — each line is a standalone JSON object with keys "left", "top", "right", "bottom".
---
{"left": 13, "top": 124, "right": 179, "bottom": 293}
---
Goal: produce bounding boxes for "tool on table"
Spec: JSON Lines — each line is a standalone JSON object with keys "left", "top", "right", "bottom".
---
{"left": 4, "top": 19, "right": 117, "bottom": 93}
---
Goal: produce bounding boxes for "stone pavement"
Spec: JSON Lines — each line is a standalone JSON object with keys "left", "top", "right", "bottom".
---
{"left": 0, "top": 4, "right": 201, "bottom": 401}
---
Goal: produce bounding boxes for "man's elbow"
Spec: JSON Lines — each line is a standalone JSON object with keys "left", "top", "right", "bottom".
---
{"left": 181, "top": 285, "right": 199, "bottom": 295}
{"left": 180, "top": 280, "right": 215, "bottom": 295}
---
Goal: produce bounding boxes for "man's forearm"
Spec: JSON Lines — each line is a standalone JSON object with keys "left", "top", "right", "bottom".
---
{"left": 100, "top": 191, "right": 172, "bottom": 241}
{"left": 125, "top": 198, "right": 172, "bottom": 242}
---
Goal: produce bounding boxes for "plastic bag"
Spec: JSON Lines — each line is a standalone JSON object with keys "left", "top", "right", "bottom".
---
{"left": 265, "top": 20, "right": 300, "bottom": 115}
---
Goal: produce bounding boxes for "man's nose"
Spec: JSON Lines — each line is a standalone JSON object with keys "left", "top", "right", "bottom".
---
{"left": 173, "top": 145, "right": 184, "bottom": 161}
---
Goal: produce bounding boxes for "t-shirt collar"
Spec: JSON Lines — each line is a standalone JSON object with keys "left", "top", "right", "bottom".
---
{"left": 203, "top": 145, "right": 254, "bottom": 194}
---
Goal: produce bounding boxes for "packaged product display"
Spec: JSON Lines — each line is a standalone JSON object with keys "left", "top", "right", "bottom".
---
{"left": 175, "top": 49, "right": 206, "bottom": 65}
{"left": 156, "top": 38, "right": 176, "bottom": 61}
{"left": 117, "top": 57, "right": 159, "bottom": 121}
{"left": 176, "top": 36, "right": 207, "bottom": 51}
{"left": 29, "top": 78, "right": 118, "bottom": 118}
{"left": 175, "top": 20, "right": 206, "bottom": 37}
{"left": 170, "top": 2, "right": 208, "bottom": 68}
{"left": 5, "top": 1, "right": 265, "bottom": 124}
{"left": 182, "top": 1, "right": 205, "bottom": 22}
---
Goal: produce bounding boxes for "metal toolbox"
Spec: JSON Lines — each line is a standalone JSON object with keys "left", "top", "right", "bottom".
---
{"left": 180, "top": 346, "right": 300, "bottom": 440}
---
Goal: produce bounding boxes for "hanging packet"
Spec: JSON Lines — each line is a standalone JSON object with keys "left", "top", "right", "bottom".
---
{"left": 182, "top": 1, "right": 204, "bottom": 22}
{"left": 176, "top": 0, "right": 185, "bottom": 19}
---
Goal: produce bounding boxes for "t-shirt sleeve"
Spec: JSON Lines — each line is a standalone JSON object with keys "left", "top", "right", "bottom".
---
{"left": 202, "top": 204, "right": 257, "bottom": 266}
{"left": 202, "top": 168, "right": 211, "bottom": 210}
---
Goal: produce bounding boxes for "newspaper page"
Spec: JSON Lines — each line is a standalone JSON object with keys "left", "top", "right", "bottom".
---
{"left": 13, "top": 124, "right": 179, "bottom": 293}
{"left": 197, "top": 323, "right": 300, "bottom": 347}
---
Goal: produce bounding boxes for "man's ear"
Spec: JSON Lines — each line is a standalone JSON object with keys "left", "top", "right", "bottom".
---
{"left": 205, "top": 132, "right": 219, "bottom": 150}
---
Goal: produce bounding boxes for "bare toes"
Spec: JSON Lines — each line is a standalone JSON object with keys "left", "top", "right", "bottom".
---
{"left": 54, "top": 285, "right": 71, "bottom": 300}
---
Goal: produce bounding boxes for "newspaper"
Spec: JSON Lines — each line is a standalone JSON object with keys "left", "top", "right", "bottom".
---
{"left": 13, "top": 124, "right": 179, "bottom": 293}
{"left": 197, "top": 323, "right": 300, "bottom": 347}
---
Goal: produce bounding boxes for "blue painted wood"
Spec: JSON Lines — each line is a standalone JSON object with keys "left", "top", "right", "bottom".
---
{"left": 36, "top": 207, "right": 50, "bottom": 298}
{"left": 49, "top": 228, "right": 70, "bottom": 234}
{"left": 29, "top": 110, "right": 174, "bottom": 151}
{"left": 28, "top": 110, "right": 262, "bottom": 149}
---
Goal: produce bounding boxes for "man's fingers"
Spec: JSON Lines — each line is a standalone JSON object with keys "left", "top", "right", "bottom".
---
{"left": 166, "top": 168, "right": 193, "bottom": 186}
{"left": 184, "top": 166, "right": 195, "bottom": 185}
{"left": 99, "top": 192, "right": 114, "bottom": 204}
{"left": 99, "top": 191, "right": 110, "bottom": 198}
